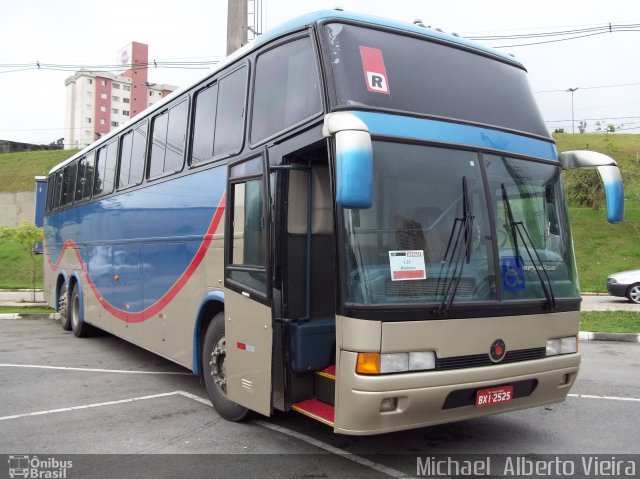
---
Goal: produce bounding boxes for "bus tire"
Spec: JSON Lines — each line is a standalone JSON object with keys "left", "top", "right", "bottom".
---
{"left": 202, "top": 312, "right": 252, "bottom": 422}
{"left": 59, "top": 282, "right": 72, "bottom": 331}
{"left": 70, "top": 284, "right": 91, "bottom": 338}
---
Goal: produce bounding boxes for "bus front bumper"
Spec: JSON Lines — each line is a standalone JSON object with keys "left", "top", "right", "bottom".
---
{"left": 333, "top": 351, "right": 580, "bottom": 435}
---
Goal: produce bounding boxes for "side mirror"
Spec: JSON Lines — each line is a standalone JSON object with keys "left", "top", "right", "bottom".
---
{"left": 323, "top": 112, "right": 373, "bottom": 209}
{"left": 559, "top": 150, "right": 624, "bottom": 224}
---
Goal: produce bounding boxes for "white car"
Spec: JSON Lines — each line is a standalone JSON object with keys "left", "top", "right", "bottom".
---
{"left": 606, "top": 270, "right": 640, "bottom": 304}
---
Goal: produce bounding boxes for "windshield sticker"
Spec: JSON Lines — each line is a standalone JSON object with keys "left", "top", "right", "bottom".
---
{"left": 501, "top": 256, "right": 525, "bottom": 291}
{"left": 389, "top": 250, "right": 426, "bottom": 281}
{"left": 359, "top": 46, "right": 390, "bottom": 94}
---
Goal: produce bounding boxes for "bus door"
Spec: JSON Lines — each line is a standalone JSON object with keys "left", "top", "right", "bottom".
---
{"left": 224, "top": 154, "right": 273, "bottom": 416}
{"left": 269, "top": 139, "right": 337, "bottom": 417}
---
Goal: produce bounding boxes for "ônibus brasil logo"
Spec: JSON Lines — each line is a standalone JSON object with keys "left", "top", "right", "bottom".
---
{"left": 8, "top": 455, "right": 73, "bottom": 478}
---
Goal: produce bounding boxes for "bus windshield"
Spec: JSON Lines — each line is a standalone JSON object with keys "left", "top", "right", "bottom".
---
{"left": 324, "top": 23, "right": 549, "bottom": 137}
{"left": 341, "top": 142, "right": 579, "bottom": 307}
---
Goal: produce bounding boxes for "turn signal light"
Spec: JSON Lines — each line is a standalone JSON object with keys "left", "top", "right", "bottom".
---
{"left": 356, "top": 352, "right": 380, "bottom": 374}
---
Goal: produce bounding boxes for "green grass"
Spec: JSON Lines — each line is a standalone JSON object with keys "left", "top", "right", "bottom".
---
{"left": 0, "top": 306, "right": 54, "bottom": 314}
{"left": 569, "top": 207, "right": 640, "bottom": 292}
{"left": 580, "top": 311, "right": 640, "bottom": 334}
{"left": 0, "top": 149, "right": 78, "bottom": 193}
{"left": 0, "top": 237, "right": 43, "bottom": 289}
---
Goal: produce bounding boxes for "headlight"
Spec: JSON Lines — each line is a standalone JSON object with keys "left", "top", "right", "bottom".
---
{"left": 357, "top": 351, "right": 437, "bottom": 374}
{"left": 546, "top": 336, "right": 578, "bottom": 356}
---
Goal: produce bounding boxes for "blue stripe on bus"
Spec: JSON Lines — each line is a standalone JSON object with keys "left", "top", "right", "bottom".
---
{"left": 45, "top": 165, "right": 226, "bottom": 315}
{"left": 351, "top": 111, "right": 558, "bottom": 161}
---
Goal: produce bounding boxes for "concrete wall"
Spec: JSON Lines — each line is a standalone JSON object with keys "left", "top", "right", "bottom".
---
{"left": 0, "top": 191, "right": 35, "bottom": 227}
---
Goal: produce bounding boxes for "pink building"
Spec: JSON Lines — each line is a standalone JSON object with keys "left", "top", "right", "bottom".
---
{"left": 64, "top": 42, "right": 177, "bottom": 149}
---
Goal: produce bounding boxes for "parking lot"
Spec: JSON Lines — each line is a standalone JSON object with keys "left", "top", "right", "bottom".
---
{"left": 1, "top": 317, "right": 639, "bottom": 478}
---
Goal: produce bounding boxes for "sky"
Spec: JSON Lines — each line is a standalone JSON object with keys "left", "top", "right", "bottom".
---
{"left": 1, "top": 0, "right": 639, "bottom": 145}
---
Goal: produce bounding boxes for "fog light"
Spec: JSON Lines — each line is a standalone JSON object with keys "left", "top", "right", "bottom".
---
{"left": 380, "top": 397, "right": 398, "bottom": 412}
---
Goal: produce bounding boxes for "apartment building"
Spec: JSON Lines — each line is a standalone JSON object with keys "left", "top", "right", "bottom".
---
{"left": 64, "top": 42, "right": 177, "bottom": 149}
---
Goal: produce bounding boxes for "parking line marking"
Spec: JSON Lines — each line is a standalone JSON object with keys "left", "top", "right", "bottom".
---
{"left": 254, "top": 419, "right": 411, "bottom": 478}
{"left": 0, "top": 391, "right": 182, "bottom": 422}
{"left": 0, "top": 363, "right": 192, "bottom": 375}
{"left": 568, "top": 393, "right": 640, "bottom": 402}
{"left": 171, "top": 391, "right": 409, "bottom": 478}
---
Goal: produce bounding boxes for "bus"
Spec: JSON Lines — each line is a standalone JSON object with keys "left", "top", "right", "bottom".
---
{"left": 43, "top": 10, "right": 624, "bottom": 435}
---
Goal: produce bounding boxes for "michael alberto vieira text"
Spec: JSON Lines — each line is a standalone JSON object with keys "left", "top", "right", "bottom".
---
{"left": 416, "top": 456, "right": 637, "bottom": 477}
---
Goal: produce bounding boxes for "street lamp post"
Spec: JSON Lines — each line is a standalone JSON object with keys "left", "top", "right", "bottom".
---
{"left": 566, "top": 87, "right": 579, "bottom": 133}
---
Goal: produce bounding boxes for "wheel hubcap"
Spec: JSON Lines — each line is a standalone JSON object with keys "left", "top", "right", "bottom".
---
{"left": 209, "top": 337, "right": 227, "bottom": 394}
{"left": 630, "top": 287, "right": 640, "bottom": 303}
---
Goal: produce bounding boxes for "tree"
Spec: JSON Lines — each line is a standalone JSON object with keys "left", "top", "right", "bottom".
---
{"left": 578, "top": 120, "right": 587, "bottom": 134}
{"left": 554, "top": 127, "right": 566, "bottom": 134}
{"left": 0, "top": 222, "right": 43, "bottom": 302}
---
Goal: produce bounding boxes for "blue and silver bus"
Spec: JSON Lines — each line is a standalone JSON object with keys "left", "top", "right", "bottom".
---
{"left": 44, "top": 10, "right": 623, "bottom": 435}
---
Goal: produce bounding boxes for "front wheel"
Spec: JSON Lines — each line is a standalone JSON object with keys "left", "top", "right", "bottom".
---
{"left": 202, "top": 312, "right": 252, "bottom": 422}
{"left": 626, "top": 283, "right": 640, "bottom": 304}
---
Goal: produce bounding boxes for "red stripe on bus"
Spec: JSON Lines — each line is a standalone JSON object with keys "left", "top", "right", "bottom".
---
{"left": 46, "top": 193, "right": 226, "bottom": 323}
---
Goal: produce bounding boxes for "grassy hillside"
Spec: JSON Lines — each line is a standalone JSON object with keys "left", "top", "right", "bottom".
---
{"left": 0, "top": 149, "right": 78, "bottom": 193}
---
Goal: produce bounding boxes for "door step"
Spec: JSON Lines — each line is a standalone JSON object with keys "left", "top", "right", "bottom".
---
{"left": 292, "top": 399, "right": 335, "bottom": 426}
{"left": 291, "top": 365, "right": 336, "bottom": 426}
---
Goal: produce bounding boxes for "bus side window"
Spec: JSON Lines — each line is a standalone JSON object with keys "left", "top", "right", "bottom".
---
{"left": 75, "top": 153, "right": 95, "bottom": 202}
{"left": 94, "top": 141, "right": 117, "bottom": 197}
{"left": 191, "top": 83, "right": 218, "bottom": 165}
{"left": 149, "top": 99, "right": 188, "bottom": 178}
{"left": 250, "top": 36, "right": 321, "bottom": 144}
{"left": 118, "top": 123, "right": 147, "bottom": 189}
{"left": 213, "top": 66, "right": 247, "bottom": 157}
{"left": 61, "top": 162, "right": 77, "bottom": 207}
{"left": 226, "top": 156, "right": 268, "bottom": 296}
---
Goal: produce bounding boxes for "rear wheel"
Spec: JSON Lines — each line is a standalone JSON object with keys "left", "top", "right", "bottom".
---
{"left": 59, "top": 281, "right": 71, "bottom": 331}
{"left": 202, "top": 312, "right": 252, "bottom": 422}
{"left": 626, "top": 283, "right": 640, "bottom": 304}
{"left": 70, "top": 284, "right": 92, "bottom": 337}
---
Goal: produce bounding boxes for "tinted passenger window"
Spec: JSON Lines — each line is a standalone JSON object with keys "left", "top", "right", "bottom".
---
{"left": 149, "top": 100, "right": 188, "bottom": 177}
{"left": 75, "top": 153, "right": 95, "bottom": 201}
{"left": 94, "top": 141, "right": 118, "bottom": 196}
{"left": 119, "top": 123, "right": 147, "bottom": 188}
{"left": 46, "top": 174, "right": 56, "bottom": 211}
{"left": 251, "top": 37, "right": 321, "bottom": 143}
{"left": 191, "top": 84, "right": 218, "bottom": 164}
{"left": 214, "top": 66, "right": 247, "bottom": 156}
{"left": 61, "top": 163, "right": 77, "bottom": 206}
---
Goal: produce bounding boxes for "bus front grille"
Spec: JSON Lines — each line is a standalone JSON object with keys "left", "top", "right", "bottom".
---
{"left": 437, "top": 347, "right": 547, "bottom": 370}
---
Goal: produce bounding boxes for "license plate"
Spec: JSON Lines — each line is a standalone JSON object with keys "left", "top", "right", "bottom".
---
{"left": 475, "top": 385, "right": 514, "bottom": 407}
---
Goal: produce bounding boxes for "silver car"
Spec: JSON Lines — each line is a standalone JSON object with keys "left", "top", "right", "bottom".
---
{"left": 606, "top": 270, "right": 640, "bottom": 304}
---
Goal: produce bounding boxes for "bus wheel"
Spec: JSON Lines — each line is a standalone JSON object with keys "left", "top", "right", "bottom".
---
{"left": 59, "top": 282, "right": 71, "bottom": 331}
{"left": 202, "top": 312, "right": 252, "bottom": 422}
{"left": 70, "top": 284, "right": 91, "bottom": 338}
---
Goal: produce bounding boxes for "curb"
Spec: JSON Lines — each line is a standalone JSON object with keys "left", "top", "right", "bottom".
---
{"left": 0, "top": 313, "right": 61, "bottom": 320}
{"left": 578, "top": 331, "right": 640, "bottom": 343}
{"left": 1, "top": 314, "right": 638, "bottom": 343}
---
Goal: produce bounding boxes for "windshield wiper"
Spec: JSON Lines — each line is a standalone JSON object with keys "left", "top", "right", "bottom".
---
{"left": 434, "top": 177, "right": 474, "bottom": 315}
{"left": 500, "top": 184, "right": 556, "bottom": 310}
